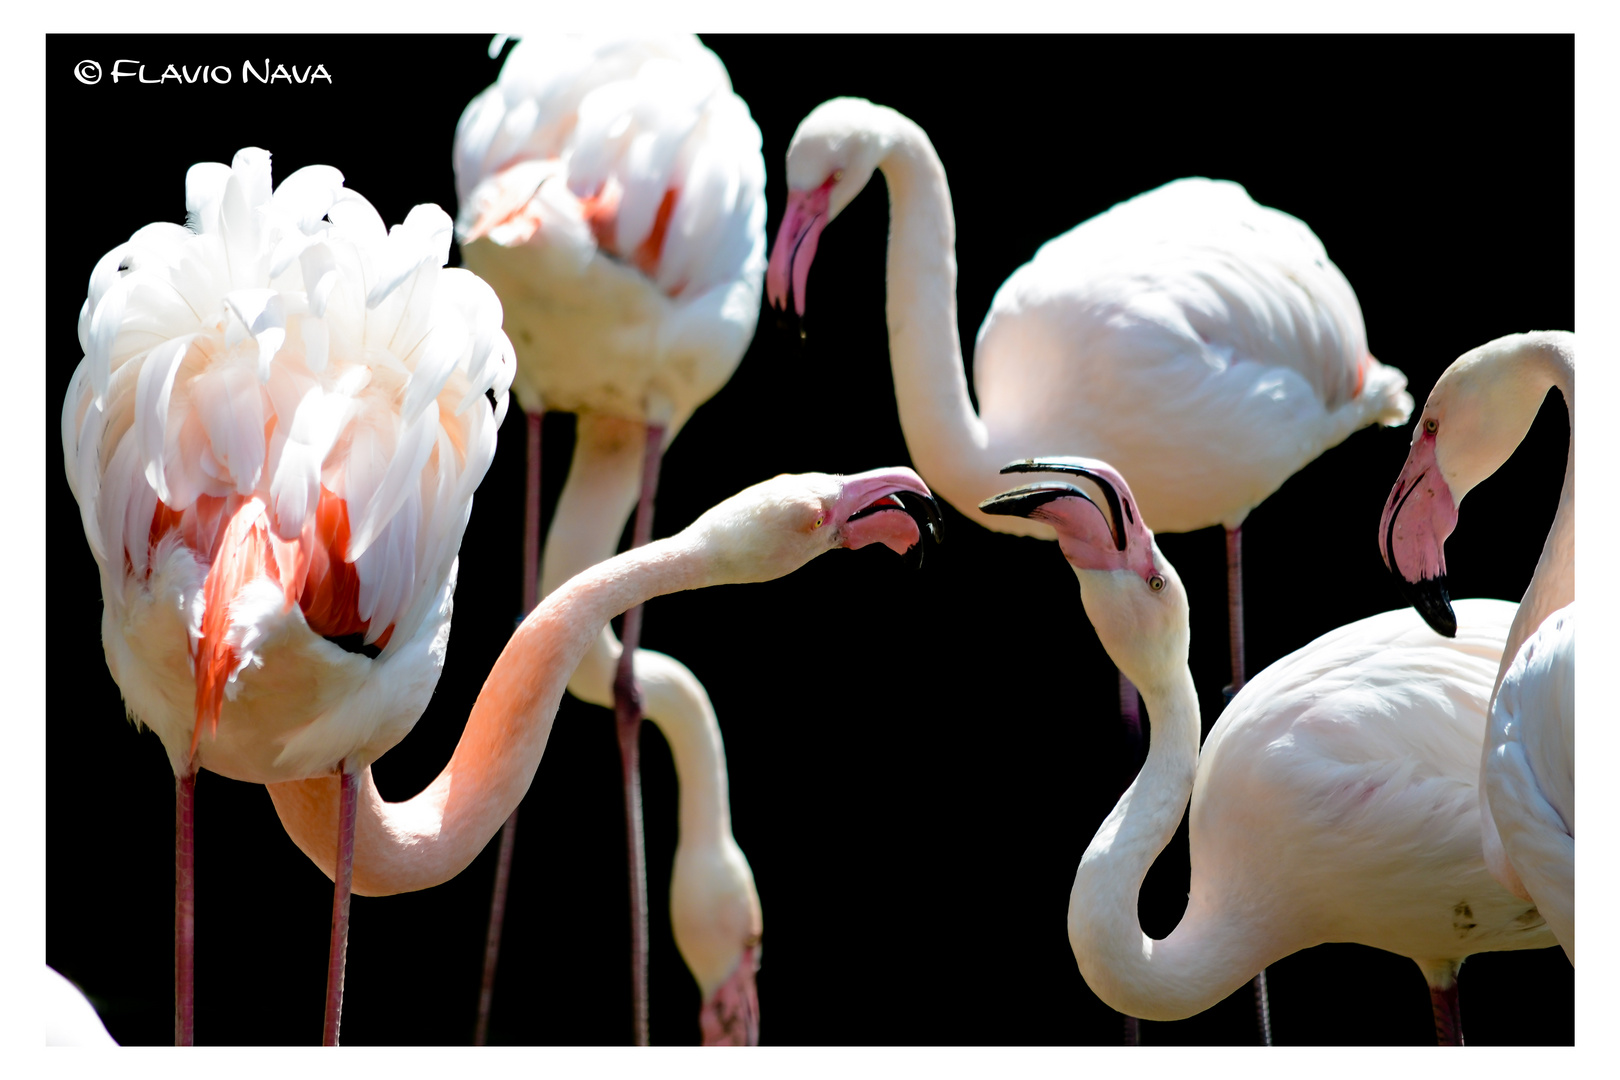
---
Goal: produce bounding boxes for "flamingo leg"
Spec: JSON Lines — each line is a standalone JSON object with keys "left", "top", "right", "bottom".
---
{"left": 614, "top": 422, "right": 665, "bottom": 1047}
{"left": 474, "top": 408, "right": 543, "bottom": 1046}
{"left": 322, "top": 762, "right": 358, "bottom": 1046}
{"left": 1222, "top": 524, "right": 1274, "bottom": 1046}
{"left": 175, "top": 767, "right": 196, "bottom": 1046}
{"left": 1430, "top": 980, "right": 1464, "bottom": 1045}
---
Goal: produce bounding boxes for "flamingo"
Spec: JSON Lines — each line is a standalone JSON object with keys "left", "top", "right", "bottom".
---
{"left": 765, "top": 96, "right": 1414, "bottom": 1039}
{"left": 262, "top": 465, "right": 939, "bottom": 923}
{"left": 980, "top": 457, "right": 1555, "bottom": 1045}
{"left": 59, "top": 148, "right": 515, "bottom": 1045}
{"left": 452, "top": 34, "right": 766, "bottom": 1044}
{"left": 1378, "top": 330, "right": 1574, "bottom": 962}
{"left": 45, "top": 967, "right": 117, "bottom": 1046}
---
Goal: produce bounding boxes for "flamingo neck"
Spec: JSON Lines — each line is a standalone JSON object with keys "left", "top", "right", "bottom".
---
{"left": 538, "top": 413, "right": 733, "bottom": 848}
{"left": 1476, "top": 334, "right": 1572, "bottom": 898}
{"left": 872, "top": 116, "right": 997, "bottom": 521}
{"left": 1492, "top": 337, "right": 1574, "bottom": 703}
{"left": 267, "top": 531, "right": 709, "bottom": 896}
{"left": 1068, "top": 663, "right": 1270, "bottom": 1020}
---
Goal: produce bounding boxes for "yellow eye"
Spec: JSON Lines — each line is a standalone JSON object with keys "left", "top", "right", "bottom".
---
{"left": 813, "top": 515, "right": 825, "bottom": 529}
{"left": 833, "top": 169, "right": 844, "bottom": 183}
{"left": 1424, "top": 417, "right": 1438, "bottom": 435}
{"left": 1149, "top": 574, "right": 1166, "bottom": 592}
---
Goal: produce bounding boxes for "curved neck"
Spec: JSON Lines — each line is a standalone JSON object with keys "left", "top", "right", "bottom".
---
{"left": 873, "top": 115, "right": 996, "bottom": 517}
{"left": 538, "top": 413, "right": 733, "bottom": 849}
{"left": 267, "top": 531, "right": 710, "bottom": 896}
{"left": 1493, "top": 337, "right": 1574, "bottom": 701}
{"left": 1068, "top": 666, "right": 1271, "bottom": 1019}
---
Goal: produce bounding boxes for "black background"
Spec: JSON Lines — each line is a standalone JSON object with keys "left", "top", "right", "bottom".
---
{"left": 45, "top": 34, "right": 1573, "bottom": 1047}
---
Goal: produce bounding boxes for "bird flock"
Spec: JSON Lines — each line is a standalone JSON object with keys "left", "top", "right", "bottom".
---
{"left": 47, "top": 35, "right": 1574, "bottom": 1048}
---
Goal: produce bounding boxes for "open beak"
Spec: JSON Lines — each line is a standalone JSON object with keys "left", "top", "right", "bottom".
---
{"left": 981, "top": 457, "right": 1157, "bottom": 582}
{"left": 765, "top": 178, "right": 835, "bottom": 316}
{"left": 836, "top": 467, "right": 944, "bottom": 568}
{"left": 1377, "top": 435, "right": 1458, "bottom": 637}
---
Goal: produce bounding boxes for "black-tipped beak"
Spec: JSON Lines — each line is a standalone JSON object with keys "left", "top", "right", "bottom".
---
{"left": 1397, "top": 574, "right": 1458, "bottom": 638}
{"left": 896, "top": 489, "right": 944, "bottom": 569}
{"left": 979, "top": 484, "right": 1088, "bottom": 522}
{"left": 848, "top": 489, "right": 945, "bottom": 569}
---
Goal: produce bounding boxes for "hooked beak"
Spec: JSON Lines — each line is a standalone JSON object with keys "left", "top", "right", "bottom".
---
{"left": 765, "top": 178, "right": 835, "bottom": 317}
{"left": 1377, "top": 435, "right": 1459, "bottom": 637}
{"left": 981, "top": 457, "right": 1157, "bottom": 582}
{"left": 836, "top": 466, "right": 944, "bottom": 569}
{"left": 698, "top": 945, "right": 760, "bottom": 1046}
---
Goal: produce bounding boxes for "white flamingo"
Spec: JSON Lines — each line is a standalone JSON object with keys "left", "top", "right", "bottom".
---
{"left": 1378, "top": 330, "right": 1574, "bottom": 962}
{"left": 765, "top": 96, "right": 1413, "bottom": 1038}
{"left": 452, "top": 33, "right": 768, "bottom": 1044}
{"left": 264, "top": 467, "right": 939, "bottom": 1033}
{"left": 981, "top": 457, "right": 1555, "bottom": 1045}
{"left": 59, "top": 148, "right": 515, "bottom": 1044}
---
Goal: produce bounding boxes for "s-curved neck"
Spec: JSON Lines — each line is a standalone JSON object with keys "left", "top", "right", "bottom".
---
{"left": 1068, "top": 665, "right": 1273, "bottom": 1020}
{"left": 871, "top": 114, "right": 999, "bottom": 525}
{"left": 1493, "top": 335, "right": 1574, "bottom": 702}
{"left": 267, "top": 531, "right": 709, "bottom": 896}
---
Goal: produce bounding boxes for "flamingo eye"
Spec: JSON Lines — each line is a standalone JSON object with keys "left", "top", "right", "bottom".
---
{"left": 1424, "top": 417, "right": 1438, "bottom": 435}
{"left": 832, "top": 169, "right": 844, "bottom": 183}
{"left": 813, "top": 514, "right": 825, "bottom": 530}
{"left": 1148, "top": 574, "right": 1166, "bottom": 592}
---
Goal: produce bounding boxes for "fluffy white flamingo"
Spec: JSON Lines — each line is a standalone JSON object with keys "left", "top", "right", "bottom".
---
{"left": 766, "top": 97, "right": 1414, "bottom": 1038}
{"left": 453, "top": 34, "right": 766, "bottom": 1044}
{"left": 981, "top": 458, "right": 1555, "bottom": 1045}
{"left": 1378, "top": 330, "right": 1574, "bottom": 962}
{"left": 60, "top": 148, "right": 515, "bottom": 1044}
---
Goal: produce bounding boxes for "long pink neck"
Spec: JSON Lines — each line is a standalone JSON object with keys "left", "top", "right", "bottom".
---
{"left": 267, "top": 533, "right": 707, "bottom": 896}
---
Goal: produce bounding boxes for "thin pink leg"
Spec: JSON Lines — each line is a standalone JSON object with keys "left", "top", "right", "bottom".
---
{"left": 175, "top": 768, "right": 196, "bottom": 1046}
{"left": 1430, "top": 981, "right": 1464, "bottom": 1046}
{"left": 474, "top": 409, "right": 543, "bottom": 1046}
{"left": 614, "top": 422, "right": 664, "bottom": 1047}
{"left": 322, "top": 763, "right": 358, "bottom": 1046}
{"left": 1225, "top": 525, "right": 1272, "bottom": 1046}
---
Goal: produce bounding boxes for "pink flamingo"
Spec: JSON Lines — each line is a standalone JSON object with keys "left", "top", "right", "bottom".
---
{"left": 453, "top": 34, "right": 766, "bottom": 1043}
{"left": 1379, "top": 330, "right": 1574, "bottom": 962}
{"left": 766, "top": 96, "right": 1413, "bottom": 1040}
{"left": 981, "top": 457, "right": 1555, "bottom": 1045}
{"left": 60, "top": 148, "right": 515, "bottom": 1044}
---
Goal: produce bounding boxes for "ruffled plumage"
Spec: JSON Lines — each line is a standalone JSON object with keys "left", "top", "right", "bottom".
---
{"left": 452, "top": 34, "right": 766, "bottom": 430}
{"left": 62, "top": 147, "right": 515, "bottom": 782}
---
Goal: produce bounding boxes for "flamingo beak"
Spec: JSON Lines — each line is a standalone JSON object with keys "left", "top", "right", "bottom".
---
{"left": 982, "top": 457, "right": 1158, "bottom": 582}
{"left": 1378, "top": 433, "right": 1459, "bottom": 637}
{"left": 835, "top": 467, "right": 944, "bottom": 568}
{"left": 698, "top": 945, "right": 760, "bottom": 1046}
{"left": 766, "top": 178, "right": 835, "bottom": 316}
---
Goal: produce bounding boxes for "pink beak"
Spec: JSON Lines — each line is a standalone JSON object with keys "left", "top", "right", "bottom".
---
{"left": 1378, "top": 429, "right": 1459, "bottom": 636}
{"left": 698, "top": 945, "right": 760, "bottom": 1046}
{"left": 834, "top": 466, "right": 943, "bottom": 566}
{"left": 980, "top": 457, "right": 1158, "bottom": 584}
{"left": 765, "top": 178, "right": 835, "bottom": 316}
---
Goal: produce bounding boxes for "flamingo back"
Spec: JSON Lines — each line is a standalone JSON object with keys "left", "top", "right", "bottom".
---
{"left": 973, "top": 178, "right": 1412, "bottom": 532}
{"left": 453, "top": 35, "right": 766, "bottom": 428}
{"left": 61, "top": 148, "right": 515, "bottom": 782}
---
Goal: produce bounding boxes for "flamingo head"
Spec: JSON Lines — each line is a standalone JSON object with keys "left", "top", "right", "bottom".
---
{"left": 766, "top": 97, "right": 896, "bottom": 315}
{"left": 671, "top": 839, "right": 763, "bottom": 1046}
{"left": 981, "top": 457, "right": 1188, "bottom": 687}
{"left": 685, "top": 466, "right": 943, "bottom": 585}
{"left": 1378, "top": 332, "right": 1563, "bottom": 637}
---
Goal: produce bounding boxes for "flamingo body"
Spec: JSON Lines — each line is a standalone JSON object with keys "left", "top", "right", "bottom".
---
{"left": 982, "top": 460, "right": 1552, "bottom": 1029}
{"left": 61, "top": 146, "right": 514, "bottom": 783}
{"left": 769, "top": 100, "right": 1412, "bottom": 538}
{"left": 455, "top": 34, "right": 765, "bottom": 434}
